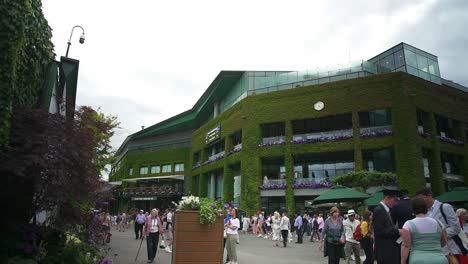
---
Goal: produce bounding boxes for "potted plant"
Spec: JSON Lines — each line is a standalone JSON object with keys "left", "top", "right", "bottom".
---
{"left": 171, "top": 195, "right": 224, "bottom": 264}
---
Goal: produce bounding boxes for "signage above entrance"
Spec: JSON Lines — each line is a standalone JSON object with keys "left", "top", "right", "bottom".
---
{"left": 132, "top": 197, "right": 157, "bottom": 201}
{"left": 206, "top": 125, "right": 221, "bottom": 144}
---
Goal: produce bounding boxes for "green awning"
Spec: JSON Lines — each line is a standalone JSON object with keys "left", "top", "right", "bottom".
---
{"left": 364, "top": 191, "right": 384, "bottom": 206}
{"left": 313, "top": 185, "right": 369, "bottom": 204}
{"left": 436, "top": 187, "right": 468, "bottom": 203}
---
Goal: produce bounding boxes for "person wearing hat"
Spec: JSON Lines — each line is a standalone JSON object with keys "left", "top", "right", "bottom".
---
{"left": 372, "top": 189, "right": 402, "bottom": 264}
{"left": 391, "top": 189, "right": 414, "bottom": 229}
{"left": 135, "top": 209, "right": 147, "bottom": 239}
{"left": 343, "top": 209, "right": 361, "bottom": 264}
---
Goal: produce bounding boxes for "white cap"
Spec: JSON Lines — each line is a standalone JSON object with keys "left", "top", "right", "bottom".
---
{"left": 347, "top": 209, "right": 356, "bottom": 215}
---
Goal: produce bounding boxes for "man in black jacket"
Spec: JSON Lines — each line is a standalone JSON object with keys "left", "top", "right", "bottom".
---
{"left": 391, "top": 189, "right": 414, "bottom": 229}
{"left": 373, "top": 189, "right": 402, "bottom": 264}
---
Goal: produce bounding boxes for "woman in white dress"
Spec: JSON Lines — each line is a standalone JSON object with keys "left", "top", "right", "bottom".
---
{"left": 242, "top": 215, "right": 250, "bottom": 234}
{"left": 272, "top": 211, "right": 281, "bottom": 247}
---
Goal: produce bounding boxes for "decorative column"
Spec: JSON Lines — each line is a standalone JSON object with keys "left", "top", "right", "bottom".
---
{"left": 392, "top": 93, "right": 425, "bottom": 195}
{"left": 352, "top": 111, "right": 363, "bottom": 170}
{"left": 223, "top": 135, "right": 234, "bottom": 202}
{"left": 240, "top": 119, "right": 261, "bottom": 215}
{"left": 455, "top": 122, "right": 468, "bottom": 186}
{"left": 425, "top": 111, "right": 444, "bottom": 196}
{"left": 285, "top": 120, "right": 295, "bottom": 214}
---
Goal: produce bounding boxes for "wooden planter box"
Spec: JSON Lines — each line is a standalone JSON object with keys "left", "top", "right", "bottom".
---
{"left": 172, "top": 210, "right": 224, "bottom": 264}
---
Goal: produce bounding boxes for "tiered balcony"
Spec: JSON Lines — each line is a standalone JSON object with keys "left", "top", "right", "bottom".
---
{"left": 292, "top": 129, "right": 353, "bottom": 144}
{"left": 202, "top": 151, "right": 225, "bottom": 166}
{"left": 228, "top": 143, "right": 242, "bottom": 155}
{"left": 119, "top": 184, "right": 184, "bottom": 197}
{"left": 360, "top": 125, "right": 393, "bottom": 138}
{"left": 259, "top": 136, "right": 286, "bottom": 147}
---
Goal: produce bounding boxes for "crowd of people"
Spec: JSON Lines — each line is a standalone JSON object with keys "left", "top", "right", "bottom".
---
{"left": 96, "top": 186, "right": 468, "bottom": 264}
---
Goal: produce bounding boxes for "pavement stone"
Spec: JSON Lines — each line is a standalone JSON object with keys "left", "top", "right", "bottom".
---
{"left": 104, "top": 228, "right": 362, "bottom": 264}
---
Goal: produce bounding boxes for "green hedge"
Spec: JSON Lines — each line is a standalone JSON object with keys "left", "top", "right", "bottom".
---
{"left": 0, "top": 0, "right": 54, "bottom": 151}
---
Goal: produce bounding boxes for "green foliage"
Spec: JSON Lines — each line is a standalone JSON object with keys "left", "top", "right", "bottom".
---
{"left": 332, "top": 171, "right": 397, "bottom": 191}
{"left": 0, "top": 0, "right": 55, "bottom": 151}
{"left": 76, "top": 106, "right": 120, "bottom": 177}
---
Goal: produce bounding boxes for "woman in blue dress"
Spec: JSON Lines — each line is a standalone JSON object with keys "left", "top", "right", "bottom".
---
{"left": 401, "top": 198, "right": 448, "bottom": 264}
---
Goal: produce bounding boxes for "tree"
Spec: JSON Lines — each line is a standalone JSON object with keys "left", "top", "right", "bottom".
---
{"left": 0, "top": 106, "right": 118, "bottom": 239}
{"left": 75, "top": 106, "right": 120, "bottom": 176}
{"left": 332, "top": 170, "right": 397, "bottom": 192}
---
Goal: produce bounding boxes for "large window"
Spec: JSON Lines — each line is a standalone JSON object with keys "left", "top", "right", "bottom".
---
{"left": 193, "top": 152, "right": 200, "bottom": 163}
{"left": 292, "top": 114, "right": 352, "bottom": 134}
{"left": 363, "top": 148, "right": 395, "bottom": 172}
{"left": 359, "top": 109, "right": 392, "bottom": 128}
{"left": 150, "top": 165, "right": 161, "bottom": 174}
{"left": 231, "top": 130, "right": 242, "bottom": 146}
{"left": 261, "top": 122, "right": 285, "bottom": 138}
{"left": 262, "top": 157, "right": 285, "bottom": 180}
{"left": 206, "top": 140, "right": 225, "bottom": 156}
{"left": 295, "top": 152, "right": 354, "bottom": 181}
{"left": 139, "top": 166, "right": 149, "bottom": 175}
{"left": 435, "top": 115, "right": 455, "bottom": 139}
{"left": 162, "top": 164, "right": 172, "bottom": 173}
{"left": 129, "top": 167, "right": 133, "bottom": 176}
{"left": 441, "top": 153, "right": 463, "bottom": 175}
{"left": 174, "top": 163, "right": 185, "bottom": 172}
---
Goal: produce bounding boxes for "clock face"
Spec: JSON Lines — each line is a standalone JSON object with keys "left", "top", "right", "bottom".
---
{"left": 314, "top": 101, "right": 324, "bottom": 111}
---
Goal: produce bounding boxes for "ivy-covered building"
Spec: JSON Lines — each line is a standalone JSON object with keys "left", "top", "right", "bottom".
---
{"left": 110, "top": 43, "right": 468, "bottom": 214}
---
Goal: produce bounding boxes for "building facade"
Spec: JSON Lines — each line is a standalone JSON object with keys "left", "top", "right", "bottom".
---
{"left": 110, "top": 43, "right": 468, "bottom": 214}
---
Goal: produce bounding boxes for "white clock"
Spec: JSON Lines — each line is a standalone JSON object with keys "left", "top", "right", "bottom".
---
{"left": 314, "top": 101, "right": 324, "bottom": 111}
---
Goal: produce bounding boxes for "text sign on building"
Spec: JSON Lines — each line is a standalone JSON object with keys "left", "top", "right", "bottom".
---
{"left": 206, "top": 126, "right": 221, "bottom": 144}
{"left": 131, "top": 197, "right": 157, "bottom": 201}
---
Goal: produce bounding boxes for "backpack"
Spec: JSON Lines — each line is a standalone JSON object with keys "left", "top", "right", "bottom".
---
{"left": 353, "top": 223, "right": 363, "bottom": 241}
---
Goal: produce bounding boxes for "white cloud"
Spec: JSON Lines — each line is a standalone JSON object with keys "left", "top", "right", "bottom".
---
{"left": 42, "top": 0, "right": 468, "bottom": 157}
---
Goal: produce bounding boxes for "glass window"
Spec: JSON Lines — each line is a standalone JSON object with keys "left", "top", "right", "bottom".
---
{"left": 129, "top": 167, "right": 133, "bottom": 176}
{"left": 407, "top": 66, "right": 419, "bottom": 77}
{"left": 379, "top": 54, "right": 395, "bottom": 72}
{"left": 140, "top": 166, "right": 148, "bottom": 175}
{"left": 416, "top": 54, "right": 429, "bottom": 72}
{"left": 174, "top": 163, "right": 184, "bottom": 172}
{"left": 428, "top": 59, "right": 439, "bottom": 76}
{"left": 359, "top": 109, "right": 392, "bottom": 127}
{"left": 162, "top": 164, "right": 172, "bottom": 173}
{"left": 215, "top": 175, "right": 223, "bottom": 200}
{"left": 394, "top": 50, "right": 405, "bottom": 69}
{"left": 363, "top": 148, "right": 395, "bottom": 172}
{"left": 294, "top": 165, "right": 303, "bottom": 178}
{"left": 404, "top": 50, "right": 418, "bottom": 68}
{"left": 261, "top": 122, "right": 285, "bottom": 138}
{"left": 151, "top": 165, "right": 160, "bottom": 174}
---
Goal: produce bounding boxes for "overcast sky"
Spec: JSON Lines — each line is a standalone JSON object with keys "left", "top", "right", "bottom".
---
{"left": 42, "top": 0, "right": 468, "bottom": 152}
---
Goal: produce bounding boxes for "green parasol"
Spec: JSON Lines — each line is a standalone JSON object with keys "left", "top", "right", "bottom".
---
{"left": 313, "top": 185, "right": 369, "bottom": 204}
{"left": 436, "top": 187, "right": 468, "bottom": 203}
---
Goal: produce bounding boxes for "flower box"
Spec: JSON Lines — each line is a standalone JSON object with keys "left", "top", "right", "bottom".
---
{"left": 172, "top": 210, "right": 224, "bottom": 264}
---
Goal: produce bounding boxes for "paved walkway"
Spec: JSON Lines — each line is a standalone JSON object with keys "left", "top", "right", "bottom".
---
{"left": 103, "top": 228, "right": 364, "bottom": 263}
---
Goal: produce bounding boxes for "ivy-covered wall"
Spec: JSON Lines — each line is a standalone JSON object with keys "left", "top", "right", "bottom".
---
{"left": 0, "top": 0, "right": 55, "bottom": 151}
{"left": 188, "top": 72, "right": 468, "bottom": 214}
{"left": 109, "top": 147, "right": 190, "bottom": 182}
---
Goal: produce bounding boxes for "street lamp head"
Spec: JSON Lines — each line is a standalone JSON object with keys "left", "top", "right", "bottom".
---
{"left": 79, "top": 33, "right": 85, "bottom": 44}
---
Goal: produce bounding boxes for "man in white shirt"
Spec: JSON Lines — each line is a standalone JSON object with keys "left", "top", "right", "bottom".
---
{"left": 279, "top": 211, "right": 290, "bottom": 247}
{"left": 343, "top": 209, "right": 361, "bottom": 264}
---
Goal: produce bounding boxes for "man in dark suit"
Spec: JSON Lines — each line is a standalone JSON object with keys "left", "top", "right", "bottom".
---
{"left": 372, "top": 189, "right": 402, "bottom": 264}
{"left": 391, "top": 189, "right": 414, "bottom": 229}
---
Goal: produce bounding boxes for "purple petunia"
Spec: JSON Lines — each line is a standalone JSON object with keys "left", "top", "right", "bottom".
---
{"left": 437, "top": 136, "right": 464, "bottom": 146}
{"left": 360, "top": 129, "right": 393, "bottom": 138}
{"left": 291, "top": 134, "right": 352, "bottom": 144}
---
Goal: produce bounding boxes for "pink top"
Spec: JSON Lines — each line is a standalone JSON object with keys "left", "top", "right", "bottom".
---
{"left": 144, "top": 215, "right": 165, "bottom": 237}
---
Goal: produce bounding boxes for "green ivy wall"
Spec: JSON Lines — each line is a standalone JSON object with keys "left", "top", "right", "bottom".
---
{"left": 112, "top": 72, "right": 468, "bottom": 214}
{"left": 188, "top": 72, "right": 468, "bottom": 214}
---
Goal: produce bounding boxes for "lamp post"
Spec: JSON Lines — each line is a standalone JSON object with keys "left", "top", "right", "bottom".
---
{"left": 65, "top": 25, "right": 85, "bottom": 57}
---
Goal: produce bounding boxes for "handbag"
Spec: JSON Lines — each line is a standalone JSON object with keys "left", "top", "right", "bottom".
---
{"left": 442, "top": 225, "right": 460, "bottom": 264}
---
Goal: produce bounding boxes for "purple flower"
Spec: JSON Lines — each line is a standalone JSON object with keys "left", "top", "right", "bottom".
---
{"left": 437, "top": 136, "right": 464, "bottom": 146}
{"left": 360, "top": 129, "right": 393, "bottom": 138}
{"left": 210, "top": 204, "right": 216, "bottom": 209}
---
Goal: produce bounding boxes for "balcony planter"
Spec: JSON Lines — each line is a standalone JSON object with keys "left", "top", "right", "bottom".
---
{"left": 172, "top": 210, "right": 224, "bottom": 264}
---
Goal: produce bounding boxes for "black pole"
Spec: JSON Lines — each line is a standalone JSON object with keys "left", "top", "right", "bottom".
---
{"left": 65, "top": 42, "right": 71, "bottom": 57}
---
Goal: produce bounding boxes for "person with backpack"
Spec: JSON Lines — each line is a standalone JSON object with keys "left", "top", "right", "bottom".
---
{"left": 343, "top": 209, "right": 361, "bottom": 264}
{"left": 416, "top": 187, "right": 467, "bottom": 263}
